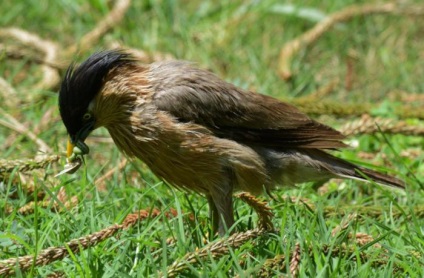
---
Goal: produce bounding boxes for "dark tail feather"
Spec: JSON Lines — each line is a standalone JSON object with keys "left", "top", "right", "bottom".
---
{"left": 305, "top": 150, "right": 405, "bottom": 189}
{"left": 346, "top": 167, "right": 405, "bottom": 189}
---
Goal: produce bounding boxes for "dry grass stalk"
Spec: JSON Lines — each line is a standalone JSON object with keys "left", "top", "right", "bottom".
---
{"left": 324, "top": 204, "right": 424, "bottom": 220}
{"left": 6, "top": 187, "right": 78, "bottom": 215}
{"left": 0, "top": 77, "right": 19, "bottom": 108}
{"left": 289, "top": 242, "right": 301, "bottom": 278}
{"left": 299, "top": 79, "right": 339, "bottom": 101}
{"left": 291, "top": 99, "right": 370, "bottom": 117}
{"left": 282, "top": 195, "right": 315, "bottom": 209}
{"left": 401, "top": 93, "right": 424, "bottom": 103}
{"left": 0, "top": 155, "right": 60, "bottom": 178}
{"left": 260, "top": 235, "right": 411, "bottom": 277}
{"left": 0, "top": 107, "right": 52, "bottom": 154}
{"left": 0, "top": 27, "right": 60, "bottom": 90}
{"left": 329, "top": 214, "right": 382, "bottom": 251}
{"left": 331, "top": 213, "right": 358, "bottom": 237}
{"left": 3, "top": 155, "right": 61, "bottom": 202}
{"left": 6, "top": 181, "right": 46, "bottom": 200}
{"left": 12, "top": 198, "right": 73, "bottom": 215}
{"left": 33, "top": 107, "right": 57, "bottom": 135}
{"left": 46, "top": 271, "right": 65, "bottom": 278}
{"left": 65, "top": 0, "right": 131, "bottom": 56}
{"left": 345, "top": 51, "right": 357, "bottom": 91}
{"left": 2, "top": 46, "right": 66, "bottom": 70}
{"left": 108, "top": 41, "right": 175, "bottom": 63}
{"left": 256, "top": 243, "right": 304, "bottom": 277}
{"left": 340, "top": 114, "right": 424, "bottom": 136}
{"left": 165, "top": 228, "right": 266, "bottom": 278}
{"left": 256, "top": 254, "right": 287, "bottom": 277}
{"left": 256, "top": 237, "right": 390, "bottom": 277}
{"left": 122, "top": 208, "right": 178, "bottom": 228}
{"left": 282, "top": 195, "right": 424, "bottom": 222}
{"left": 0, "top": 207, "right": 177, "bottom": 276}
{"left": 0, "top": 224, "right": 122, "bottom": 276}
{"left": 352, "top": 232, "right": 380, "bottom": 248}
{"left": 320, "top": 243, "right": 390, "bottom": 267}
{"left": 399, "top": 148, "right": 422, "bottom": 160}
{"left": 278, "top": 3, "right": 424, "bottom": 80}
{"left": 290, "top": 98, "right": 424, "bottom": 120}
{"left": 1, "top": 0, "right": 132, "bottom": 92}
{"left": 94, "top": 158, "right": 127, "bottom": 192}
{"left": 235, "top": 192, "right": 274, "bottom": 231}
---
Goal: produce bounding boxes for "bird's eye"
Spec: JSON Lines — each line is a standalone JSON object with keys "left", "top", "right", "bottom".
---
{"left": 82, "top": 112, "right": 92, "bottom": 121}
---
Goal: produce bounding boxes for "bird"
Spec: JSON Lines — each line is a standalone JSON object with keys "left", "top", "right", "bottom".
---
{"left": 58, "top": 49, "right": 404, "bottom": 236}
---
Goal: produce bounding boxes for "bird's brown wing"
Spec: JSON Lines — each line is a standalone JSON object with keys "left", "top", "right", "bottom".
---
{"left": 150, "top": 62, "right": 346, "bottom": 149}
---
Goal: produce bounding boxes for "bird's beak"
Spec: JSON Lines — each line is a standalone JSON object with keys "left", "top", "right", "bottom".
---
{"left": 66, "top": 138, "right": 90, "bottom": 159}
{"left": 67, "top": 120, "right": 95, "bottom": 158}
{"left": 67, "top": 139, "right": 75, "bottom": 158}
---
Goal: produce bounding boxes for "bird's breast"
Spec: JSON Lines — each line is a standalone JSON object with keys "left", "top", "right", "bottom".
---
{"left": 106, "top": 111, "right": 269, "bottom": 195}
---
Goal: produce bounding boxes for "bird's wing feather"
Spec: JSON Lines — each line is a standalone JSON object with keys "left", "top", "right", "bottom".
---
{"left": 149, "top": 61, "right": 346, "bottom": 149}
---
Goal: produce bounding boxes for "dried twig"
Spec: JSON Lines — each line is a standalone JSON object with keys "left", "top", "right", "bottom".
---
{"left": 278, "top": 3, "right": 424, "bottom": 80}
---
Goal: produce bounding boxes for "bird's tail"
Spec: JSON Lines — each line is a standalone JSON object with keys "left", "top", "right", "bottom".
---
{"left": 306, "top": 150, "right": 405, "bottom": 189}
{"left": 338, "top": 166, "right": 405, "bottom": 189}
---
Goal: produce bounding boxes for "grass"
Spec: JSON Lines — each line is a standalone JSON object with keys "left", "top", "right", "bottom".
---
{"left": 1, "top": 0, "right": 423, "bottom": 277}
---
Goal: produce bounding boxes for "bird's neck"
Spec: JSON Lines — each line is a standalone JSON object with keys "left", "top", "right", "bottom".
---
{"left": 91, "top": 65, "right": 150, "bottom": 129}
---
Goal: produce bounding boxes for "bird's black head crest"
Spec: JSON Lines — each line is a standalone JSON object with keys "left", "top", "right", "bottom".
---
{"left": 59, "top": 49, "right": 135, "bottom": 138}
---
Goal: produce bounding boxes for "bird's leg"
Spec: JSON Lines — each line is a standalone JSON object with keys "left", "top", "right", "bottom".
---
{"left": 209, "top": 185, "right": 234, "bottom": 236}
{"left": 207, "top": 195, "right": 219, "bottom": 237}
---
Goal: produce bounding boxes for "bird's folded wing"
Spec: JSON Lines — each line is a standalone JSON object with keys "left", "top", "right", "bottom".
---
{"left": 151, "top": 66, "right": 346, "bottom": 149}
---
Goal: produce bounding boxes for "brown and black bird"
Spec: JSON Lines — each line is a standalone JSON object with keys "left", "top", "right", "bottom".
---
{"left": 59, "top": 50, "right": 404, "bottom": 235}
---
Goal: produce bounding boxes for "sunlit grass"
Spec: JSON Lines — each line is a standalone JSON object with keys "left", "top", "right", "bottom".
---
{"left": 0, "top": 0, "right": 423, "bottom": 276}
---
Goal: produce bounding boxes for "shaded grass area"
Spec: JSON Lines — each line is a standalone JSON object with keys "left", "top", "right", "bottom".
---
{"left": 1, "top": 0, "right": 423, "bottom": 276}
